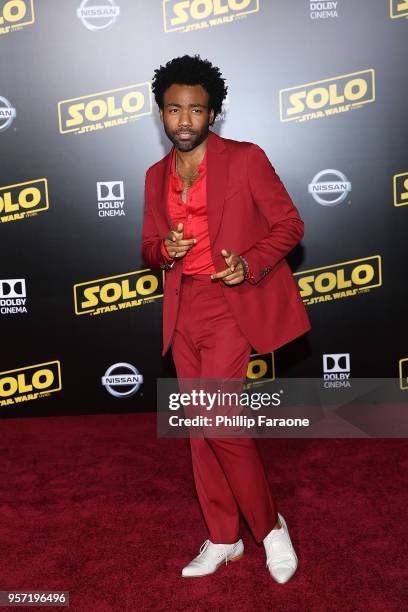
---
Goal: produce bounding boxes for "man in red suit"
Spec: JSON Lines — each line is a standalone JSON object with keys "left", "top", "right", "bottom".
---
{"left": 142, "top": 55, "right": 311, "bottom": 582}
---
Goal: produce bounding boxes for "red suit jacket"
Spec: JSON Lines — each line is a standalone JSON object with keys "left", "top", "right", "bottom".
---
{"left": 142, "top": 130, "right": 311, "bottom": 357}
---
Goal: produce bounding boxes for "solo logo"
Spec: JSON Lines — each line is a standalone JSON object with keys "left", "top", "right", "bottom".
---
{"left": 77, "top": 0, "right": 120, "bottom": 31}
{"left": 390, "top": 0, "right": 408, "bottom": 19}
{"left": 279, "top": 69, "right": 375, "bottom": 123}
{"left": 0, "top": 0, "right": 35, "bottom": 36}
{"left": 97, "top": 180, "right": 125, "bottom": 217}
{"left": 102, "top": 363, "right": 143, "bottom": 398}
{"left": 58, "top": 82, "right": 152, "bottom": 135}
{"left": 294, "top": 255, "right": 382, "bottom": 305}
{"left": 399, "top": 358, "right": 408, "bottom": 391}
{"left": 244, "top": 352, "right": 275, "bottom": 389}
{"left": 0, "top": 96, "right": 16, "bottom": 131}
{"left": 73, "top": 269, "right": 164, "bottom": 316}
{"left": 0, "top": 278, "right": 27, "bottom": 314}
{"left": 308, "top": 169, "right": 351, "bottom": 206}
{"left": 163, "top": 0, "right": 259, "bottom": 33}
{"left": 0, "top": 178, "right": 49, "bottom": 224}
{"left": 323, "top": 353, "right": 351, "bottom": 388}
{"left": 393, "top": 171, "right": 408, "bottom": 207}
{"left": 0, "top": 360, "right": 62, "bottom": 406}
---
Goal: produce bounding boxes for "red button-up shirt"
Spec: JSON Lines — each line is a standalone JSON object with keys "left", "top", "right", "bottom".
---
{"left": 160, "top": 147, "right": 216, "bottom": 275}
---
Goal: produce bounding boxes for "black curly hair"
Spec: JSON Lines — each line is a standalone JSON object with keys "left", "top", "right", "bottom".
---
{"left": 152, "top": 54, "right": 228, "bottom": 121}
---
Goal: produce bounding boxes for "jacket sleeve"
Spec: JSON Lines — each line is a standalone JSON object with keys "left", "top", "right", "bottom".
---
{"left": 141, "top": 169, "right": 174, "bottom": 271}
{"left": 239, "top": 144, "right": 304, "bottom": 285}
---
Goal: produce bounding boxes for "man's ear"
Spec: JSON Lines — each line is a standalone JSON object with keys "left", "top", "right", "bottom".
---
{"left": 209, "top": 109, "right": 215, "bottom": 125}
{"left": 159, "top": 108, "right": 164, "bottom": 123}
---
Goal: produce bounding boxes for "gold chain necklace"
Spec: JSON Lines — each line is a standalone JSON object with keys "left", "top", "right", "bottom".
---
{"left": 176, "top": 156, "right": 199, "bottom": 202}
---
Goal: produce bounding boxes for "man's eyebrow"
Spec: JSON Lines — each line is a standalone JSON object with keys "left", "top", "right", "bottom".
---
{"left": 164, "top": 102, "right": 207, "bottom": 107}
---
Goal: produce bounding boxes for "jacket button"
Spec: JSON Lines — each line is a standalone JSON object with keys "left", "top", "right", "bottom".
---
{"left": 175, "top": 289, "right": 179, "bottom": 295}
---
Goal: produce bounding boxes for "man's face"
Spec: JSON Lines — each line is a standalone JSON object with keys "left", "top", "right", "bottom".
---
{"left": 160, "top": 84, "right": 215, "bottom": 152}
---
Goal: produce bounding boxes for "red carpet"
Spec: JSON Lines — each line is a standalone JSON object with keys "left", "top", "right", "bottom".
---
{"left": 0, "top": 412, "right": 406, "bottom": 611}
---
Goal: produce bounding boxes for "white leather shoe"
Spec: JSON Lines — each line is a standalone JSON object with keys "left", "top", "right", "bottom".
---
{"left": 263, "top": 513, "right": 298, "bottom": 584}
{"left": 181, "top": 538, "right": 244, "bottom": 577}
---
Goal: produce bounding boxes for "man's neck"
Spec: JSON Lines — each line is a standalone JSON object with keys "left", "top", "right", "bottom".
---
{"left": 176, "top": 137, "right": 208, "bottom": 170}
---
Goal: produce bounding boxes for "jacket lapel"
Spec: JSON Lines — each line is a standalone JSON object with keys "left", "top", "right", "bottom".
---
{"left": 206, "top": 130, "right": 228, "bottom": 246}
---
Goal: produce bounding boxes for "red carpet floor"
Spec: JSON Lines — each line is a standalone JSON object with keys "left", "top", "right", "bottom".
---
{"left": 0, "top": 412, "right": 407, "bottom": 612}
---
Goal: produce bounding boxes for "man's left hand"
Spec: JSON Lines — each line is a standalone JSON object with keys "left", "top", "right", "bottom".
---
{"left": 211, "top": 249, "right": 245, "bottom": 285}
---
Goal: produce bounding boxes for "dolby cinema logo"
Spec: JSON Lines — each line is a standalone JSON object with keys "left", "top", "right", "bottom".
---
{"left": 97, "top": 181, "right": 125, "bottom": 217}
{"left": 323, "top": 353, "right": 351, "bottom": 389}
{"left": 308, "top": 169, "right": 351, "bottom": 206}
{"left": 102, "top": 363, "right": 143, "bottom": 398}
{"left": 0, "top": 279, "right": 27, "bottom": 315}
{"left": 77, "top": 0, "right": 120, "bottom": 31}
{"left": 309, "top": 1, "right": 339, "bottom": 20}
{"left": 0, "top": 96, "right": 16, "bottom": 132}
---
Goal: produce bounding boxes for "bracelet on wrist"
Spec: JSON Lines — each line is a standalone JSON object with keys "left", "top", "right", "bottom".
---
{"left": 239, "top": 255, "right": 250, "bottom": 279}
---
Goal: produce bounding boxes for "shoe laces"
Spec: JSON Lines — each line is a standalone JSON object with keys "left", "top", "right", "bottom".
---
{"left": 264, "top": 532, "right": 293, "bottom": 568}
{"left": 199, "top": 539, "right": 211, "bottom": 556}
{"left": 198, "top": 539, "right": 231, "bottom": 566}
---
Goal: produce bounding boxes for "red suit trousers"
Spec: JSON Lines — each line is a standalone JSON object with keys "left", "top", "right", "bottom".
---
{"left": 171, "top": 274, "right": 278, "bottom": 544}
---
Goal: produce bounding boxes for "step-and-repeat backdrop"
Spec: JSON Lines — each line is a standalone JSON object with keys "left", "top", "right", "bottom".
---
{"left": 1, "top": 0, "right": 407, "bottom": 417}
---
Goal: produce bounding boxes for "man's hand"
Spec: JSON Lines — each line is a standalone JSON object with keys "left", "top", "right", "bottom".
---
{"left": 163, "top": 223, "right": 196, "bottom": 259}
{"left": 211, "top": 249, "right": 245, "bottom": 285}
